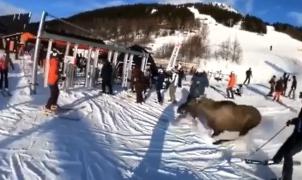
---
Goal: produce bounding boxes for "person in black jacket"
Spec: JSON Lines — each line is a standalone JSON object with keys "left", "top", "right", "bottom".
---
{"left": 288, "top": 75, "right": 297, "bottom": 99}
{"left": 282, "top": 72, "right": 290, "bottom": 96}
{"left": 155, "top": 69, "right": 165, "bottom": 104}
{"left": 267, "top": 75, "right": 276, "bottom": 96}
{"left": 101, "top": 59, "right": 113, "bottom": 94}
{"left": 271, "top": 107, "right": 302, "bottom": 180}
{"left": 243, "top": 68, "right": 252, "bottom": 85}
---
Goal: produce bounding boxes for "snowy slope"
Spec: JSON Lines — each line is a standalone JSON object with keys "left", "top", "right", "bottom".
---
{"left": 152, "top": 6, "right": 302, "bottom": 91}
{"left": 0, "top": 6, "right": 302, "bottom": 180}
{"left": 0, "top": 59, "right": 301, "bottom": 179}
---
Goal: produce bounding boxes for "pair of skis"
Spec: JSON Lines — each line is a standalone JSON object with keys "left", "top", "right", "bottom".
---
{"left": 244, "top": 159, "right": 301, "bottom": 166}
{"left": 42, "top": 105, "right": 85, "bottom": 121}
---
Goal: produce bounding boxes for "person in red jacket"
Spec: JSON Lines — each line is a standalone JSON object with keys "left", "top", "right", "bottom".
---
{"left": 226, "top": 71, "right": 236, "bottom": 99}
{"left": 45, "top": 50, "right": 60, "bottom": 112}
{"left": 273, "top": 77, "right": 284, "bottom": 103}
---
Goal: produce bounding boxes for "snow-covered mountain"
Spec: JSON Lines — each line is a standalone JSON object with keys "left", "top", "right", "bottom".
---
{"left": 151, "top": 6, "right": 302, "bottom": 91}
{"left": 209, "top": 2, "right": 238, "bottom": 13}
{"left": 0, "top": 4, "right": 302, "bottom": 180}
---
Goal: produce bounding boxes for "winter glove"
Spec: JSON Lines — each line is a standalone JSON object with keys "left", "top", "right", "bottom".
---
{"left": 286, "top": 120, "right": 292, "bottom": 126}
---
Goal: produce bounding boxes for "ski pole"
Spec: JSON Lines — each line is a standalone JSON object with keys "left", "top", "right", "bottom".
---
{"left": 251, "top": 125, "right": 287, "bottom": 155}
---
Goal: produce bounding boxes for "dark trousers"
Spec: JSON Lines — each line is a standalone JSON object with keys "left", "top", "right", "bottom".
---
{"left": 102, "top": 79, "right": 113, "bottom": 94}
{"left": 0, "top": 69, "right": 8, "bottom": 89}
{"left": 283, "top": 84, "right": 288, "bottom": 95}
{"left": 136, "top": 90, "right": 144, "bottom": 103}
{"left": 273, "top": 134, "right": 302, "bottom": 180}
{"left": 226, "top": 87, "right": 234, "bottom": 98}
{"left": 46, "top": 84, "right": 60, "bottom": 109}
{"left": 243, "top": 77, "right": 251, "bottom": 85}
{"left": 288, "top": 87, "right": 296, "bottom": 99}
{"left": 267, "top": 86, "right": 275, "bottom": 96}
{"left": 156, "top": 89, "right": 162, "bottom": 103}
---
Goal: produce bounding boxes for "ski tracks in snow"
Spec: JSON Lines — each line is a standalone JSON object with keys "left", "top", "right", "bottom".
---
{"left": 0, "top": 83, "right": 297, "bottom": 179}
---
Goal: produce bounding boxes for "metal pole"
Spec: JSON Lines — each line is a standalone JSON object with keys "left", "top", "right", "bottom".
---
{"left": 112, "top": 51, "right": 119, "bottom": 66}
{"left": 85, "top": 47, "right": 92, "bottom": 87}
{"left": 107, "top": 50, "right": 112, "bottom": 63}
{"left": 69, "top": 44, "right": 78, "bottom": 89}
{"left": 43, "top": 39, "right": 53, "bottom": 87}
{"left": 122, "top": 53, "right": 129, "bottom": 88}
{"left": 127, "top": 54, "right": 134, "bottom": 88}
{"left": 250, "top": 125, "right": 287, "bottom": 156}
{"left": 90, "top": 49, "right": 99, "bottom": 87}
{"left": 30, "top": 11, "right": 47, "bottom": 94}
{"left": 63, "top": 42, "right": 70, "bottom": 89}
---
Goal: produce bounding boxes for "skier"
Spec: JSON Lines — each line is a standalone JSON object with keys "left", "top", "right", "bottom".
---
{"left": 44, "top": 49, "right": 61, "bottom": 112}
{"left": 155, "top": 69, "right": 165, "bottom": 104}
{"left": 0, "top": 50, "right": 14, "bottom": 93}
{"left": 100, "top": 59, "right": 113, "bottom": 94}
{"left": 168, "top": 66, "right": 179, "bottom": 103}
{"left": 177, "top": 63, "right": 185, "bottom": 87}
{"left": 273, "top": 77, "right": 284, "bottom": 103}
{"left": 270, "top": 106, "right": 302, "bottom": 180}
{"left": 226, "top": 72, "right": 236, "bottom": 99}
{"left": 187, "top": 71, "right": 209, "bottom": 102}
{"left": 287, "top": 75, "right": 297, "bottom": 99}
{"left": 243, "top": 67, "right": 252, "bottom": 85}
{"left": 234, "top": 84, "right": 243, "bottom": 96}
{"left": 131, "top": 65, "right": 145, "bottom": 103}
{"left": 282, "top": 72, "right": 290, "bottom": 96}
{"left": 267, "top": 75, "right": 276, "bottom": 96}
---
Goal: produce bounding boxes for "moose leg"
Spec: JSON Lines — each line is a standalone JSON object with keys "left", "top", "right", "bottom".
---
{"left": 212, "top": 130, "right": 222, "bottom": 137}
{"left": 239, "top": 128, "right": 249, "bottom": 136}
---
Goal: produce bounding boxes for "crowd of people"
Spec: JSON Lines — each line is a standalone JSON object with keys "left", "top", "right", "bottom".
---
{"left": 268, "top": 72, "right": 297, "bottom": 103}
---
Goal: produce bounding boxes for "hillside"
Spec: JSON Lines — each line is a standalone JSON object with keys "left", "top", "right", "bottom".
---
{"left": 150, "top": 6, "right": 302, "bottom": 91}
{"left": 34, "top": 3, "right": 302, "bottom": 45}
{"left": 0, "top": 3, "right": 302, "bottom": 180}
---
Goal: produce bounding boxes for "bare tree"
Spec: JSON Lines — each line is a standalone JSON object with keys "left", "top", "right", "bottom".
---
{"left": 215, "top": 38, "right": 242, "bottom": 63}
{"left": 230, "top": 38, "right": 242, "bottom": 63}
{"left": 179, "top": 23, "right": 210, "bottom": 62}
{"left": 218, "top": 38, "right": 231, "bottom": 60}
{"left": 154, "top": 44, "right": 174, "bottom": 59}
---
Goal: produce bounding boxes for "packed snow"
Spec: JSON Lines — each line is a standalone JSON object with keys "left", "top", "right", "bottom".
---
{"left": 0, "top": 6, "right": 302, "bottom": 180}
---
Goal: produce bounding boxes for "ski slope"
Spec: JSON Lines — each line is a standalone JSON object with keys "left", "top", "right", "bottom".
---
{"left": 0, "top": 5, "right": 302, "bottom": 180}
{"left": 0, "top": 60, "right": 301, "bottom": 180}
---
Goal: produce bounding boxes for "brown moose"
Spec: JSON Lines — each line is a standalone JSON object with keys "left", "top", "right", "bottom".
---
{"left": 177, "top": 97, "right": 261, "bottom": 137}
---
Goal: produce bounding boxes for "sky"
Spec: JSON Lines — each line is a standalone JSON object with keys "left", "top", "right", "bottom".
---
{"left": 0, "top": 0, "right": 302, "bottom": 26}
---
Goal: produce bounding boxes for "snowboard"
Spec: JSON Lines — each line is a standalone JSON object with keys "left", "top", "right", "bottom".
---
{"left": 245, "top": 159, "right": 301, "bottom": 166}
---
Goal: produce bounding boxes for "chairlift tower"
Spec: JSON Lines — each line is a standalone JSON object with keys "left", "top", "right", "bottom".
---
{"left": 166, "top": 43, "right": 181, "bottom": 71}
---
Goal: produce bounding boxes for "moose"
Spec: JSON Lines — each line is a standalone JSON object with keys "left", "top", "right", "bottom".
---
{"left": 177, "top": 97, "right": 262, "bottom": 137}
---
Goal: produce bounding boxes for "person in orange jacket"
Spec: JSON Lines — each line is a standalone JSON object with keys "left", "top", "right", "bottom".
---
{"left": 45, "top": 49, "right": 61, "bottom": 112}
{"left": 0, "top": 50, "right": 15, "bottom": 92}
{"left": 226, "top": 71, "right": 236, "bottom": 99}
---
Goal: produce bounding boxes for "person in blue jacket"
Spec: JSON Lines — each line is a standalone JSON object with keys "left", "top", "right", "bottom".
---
{"left": 271, "top": 105, "right": 302, "bottom": 180}
{"left": 187, "top": 71, "right": 209, "bottom": 102}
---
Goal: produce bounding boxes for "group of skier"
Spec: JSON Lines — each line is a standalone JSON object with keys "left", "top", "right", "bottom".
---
{"left": 267, "top": 72, "right": 297, "bottom": 102}
{"left": 1, "top": 46, "right": 302, "bottom": 180}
